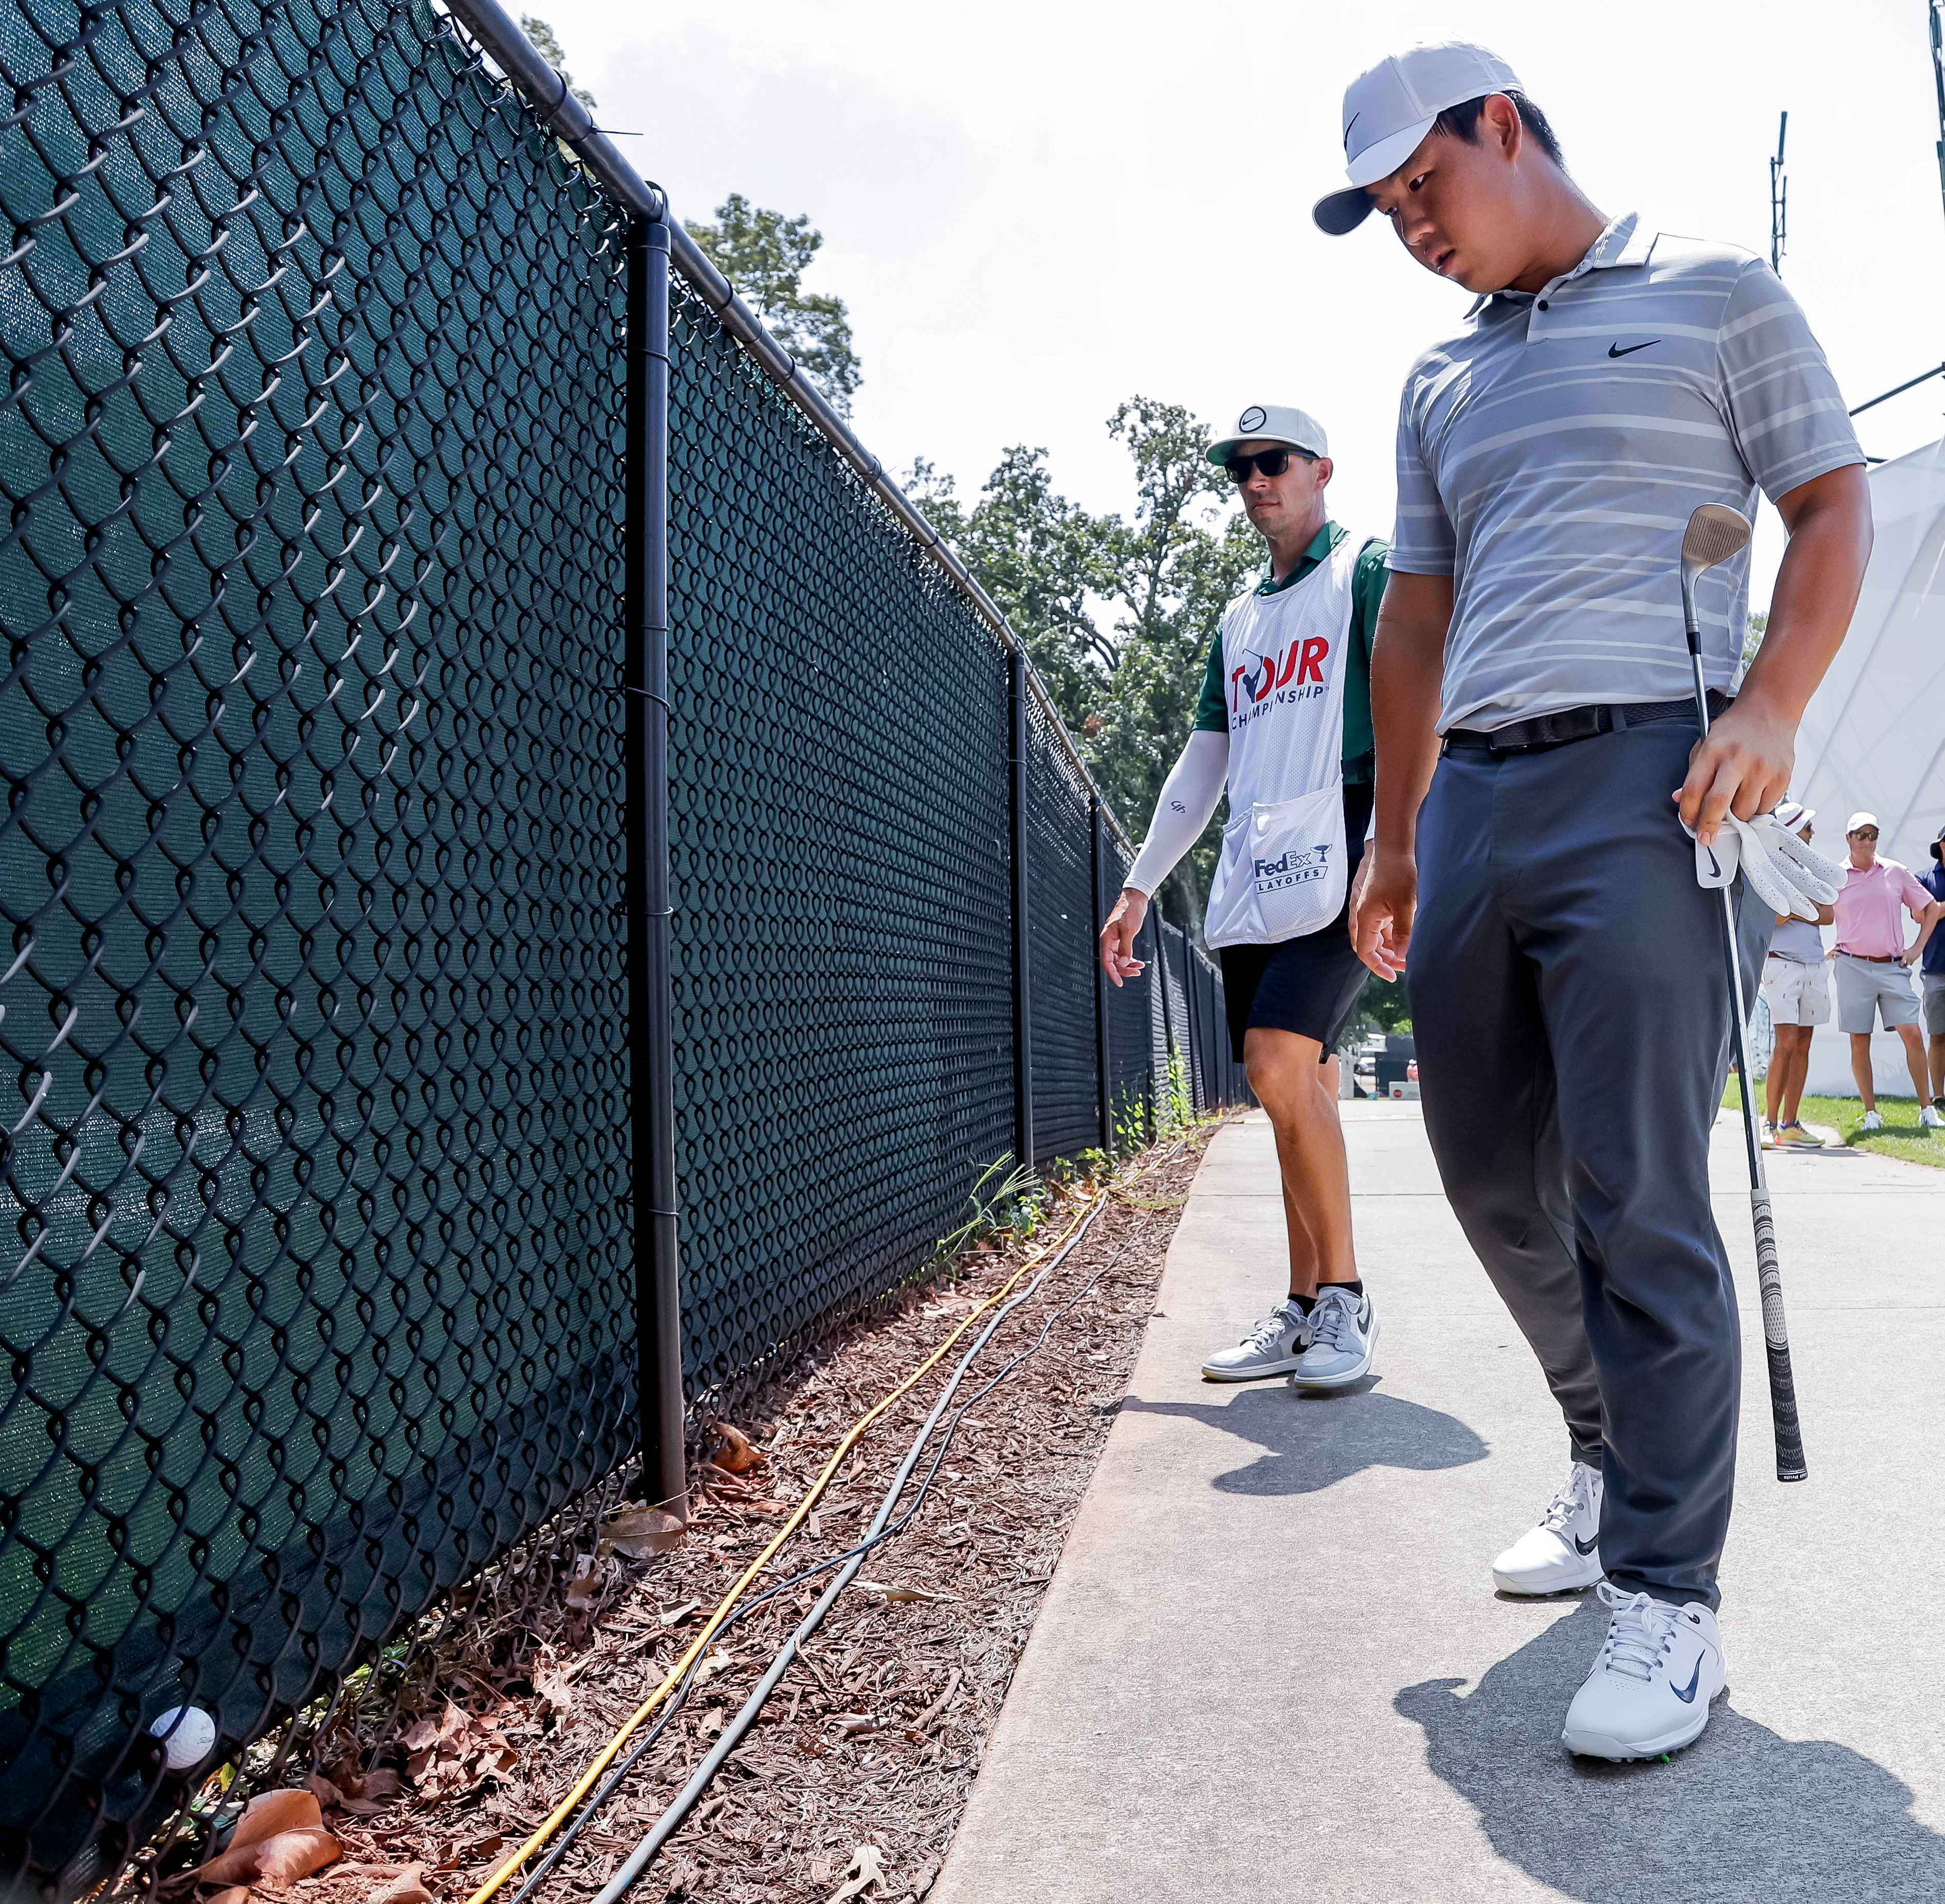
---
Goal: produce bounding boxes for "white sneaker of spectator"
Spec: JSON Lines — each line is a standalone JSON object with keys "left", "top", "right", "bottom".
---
{"left": 1199, "top": 1299, "right": 1312, "bottom": 1380}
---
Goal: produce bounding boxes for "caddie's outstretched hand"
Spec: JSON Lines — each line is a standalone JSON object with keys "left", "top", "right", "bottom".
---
{"left": 1099, "top": 888, "right": 1149, "bottom": 987}
{"left": 1351, "top": 843, "right": 1414, "bottom": 982}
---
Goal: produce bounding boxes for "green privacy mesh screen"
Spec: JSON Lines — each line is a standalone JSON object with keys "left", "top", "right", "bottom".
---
{"left": 0, "top": 0, "right": 1244, "bottom": 1887}
{"left": 0, "top": 0, "right": 633, "bottom": 1885}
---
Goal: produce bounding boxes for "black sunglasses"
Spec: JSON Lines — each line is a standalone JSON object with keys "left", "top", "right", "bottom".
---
{"left": 1223, "top": 448, "right": 1315, "bottom": 483}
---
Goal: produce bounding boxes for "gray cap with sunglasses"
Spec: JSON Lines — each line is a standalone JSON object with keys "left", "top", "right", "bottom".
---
{"left": 1206, "top": 403, "right": 1329, "bottom": 468}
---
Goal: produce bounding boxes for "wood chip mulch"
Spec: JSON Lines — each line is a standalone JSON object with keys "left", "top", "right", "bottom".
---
{"left": 272, "top": 1119, "right": 1225, "bottom": 1904}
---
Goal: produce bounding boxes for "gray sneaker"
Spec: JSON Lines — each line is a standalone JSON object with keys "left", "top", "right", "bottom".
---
{"left": 1292, "top": 1286, "right": 1377, "bottom": 1390}
{"left": 1201, "top": 1300, "right": 1312, "bottom": 1380}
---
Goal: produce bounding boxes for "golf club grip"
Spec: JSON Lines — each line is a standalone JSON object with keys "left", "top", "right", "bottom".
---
{"left": 1751, "top": 1189, "right": 1807, "bottom": 1482}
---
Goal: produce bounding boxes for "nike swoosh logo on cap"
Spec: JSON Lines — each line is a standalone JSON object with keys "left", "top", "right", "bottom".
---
{"left": 1608, "top": 340, "right": 1660, "bottom": 358}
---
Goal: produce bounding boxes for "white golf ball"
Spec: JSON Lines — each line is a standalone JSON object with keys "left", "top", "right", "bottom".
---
{"left": 149, "top": 1705, "right": 217, "bottom": 1769}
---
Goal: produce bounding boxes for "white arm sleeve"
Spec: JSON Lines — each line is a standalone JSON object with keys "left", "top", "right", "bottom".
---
{"left": 1123, "top": 730, "right": 1229, "bottom": 897}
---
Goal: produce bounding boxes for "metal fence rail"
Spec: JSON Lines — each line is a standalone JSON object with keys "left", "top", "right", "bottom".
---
{"left": 0, "top": 0, "right": 1248, "bottom": 1891}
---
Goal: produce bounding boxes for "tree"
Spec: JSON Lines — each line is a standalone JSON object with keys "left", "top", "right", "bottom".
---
{"left": 519, "top": 15, "right": 595, "bottom": 108}
{"left": 684, "top": 195, "right": 863, "bottom": 416}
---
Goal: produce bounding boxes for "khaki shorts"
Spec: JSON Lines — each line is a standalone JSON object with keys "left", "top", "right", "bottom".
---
{"left": 1761, "top": 954, "right": 1829, "bottom": 1027}
{"left": 1925, "top": 972, "right": 1945, "bottom": 1036}
{"left": 1834, "top": 953, "right": 1920, "bottom": 1033}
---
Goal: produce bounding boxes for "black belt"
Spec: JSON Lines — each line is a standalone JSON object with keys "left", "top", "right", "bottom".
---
{"left": 1442, "top": 690, "right": 1732, "bottom": 756}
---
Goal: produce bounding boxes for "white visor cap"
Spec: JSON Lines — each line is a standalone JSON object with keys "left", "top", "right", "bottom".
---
{"left": 1206, "top": 403, "right": 1329, "bottom": 466}
{"left": 1314, "top": 39, "right": 1524, "bottom": 236}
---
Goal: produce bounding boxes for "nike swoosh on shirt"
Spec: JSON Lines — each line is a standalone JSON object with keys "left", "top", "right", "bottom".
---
{"left": 1669, "top": 1658, "right": 1704, "bottom": 1704}
{"left": 1608, "top": 340, "right": 1660, "bottom": 358}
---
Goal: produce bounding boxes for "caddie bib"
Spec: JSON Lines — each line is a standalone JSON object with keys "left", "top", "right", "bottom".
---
{"left": 1202, "top": 534, "right": 1360, "bottom": 949}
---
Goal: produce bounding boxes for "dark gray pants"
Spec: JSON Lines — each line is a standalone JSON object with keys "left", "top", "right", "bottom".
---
{"left": 1409, "top": 719, "right": 1769, "bottom": 1610}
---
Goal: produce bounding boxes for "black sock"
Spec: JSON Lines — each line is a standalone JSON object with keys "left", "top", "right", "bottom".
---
{"left": 1286, "top": 1292, "right": 1316, "bottom": 1316}
{"left": 1317, "top": 1279, "right": 1365, "bottom": 1299}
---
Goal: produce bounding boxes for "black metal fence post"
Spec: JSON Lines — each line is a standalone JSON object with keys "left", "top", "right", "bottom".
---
{"left": 1008, "top": 649, "right": 1036, "bottom": 1174}
{"left": 1091, "top": 796, "right": 1112, "bottom": 1152}
{"left": 627, "top": 217, "right": 687, "bottom": 1519}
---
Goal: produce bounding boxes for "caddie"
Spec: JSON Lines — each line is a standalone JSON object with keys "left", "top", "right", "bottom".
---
{"left": 1324, "top": 40, "right": 1873, "bottom": 1759}
{"left": 1099, "top": 406, "right": 1384, "bottom": 1391}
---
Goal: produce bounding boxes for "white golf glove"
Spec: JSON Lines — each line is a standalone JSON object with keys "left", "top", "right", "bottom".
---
{"left": 1693, "top": 811, "right": 1842, "bottom": 921}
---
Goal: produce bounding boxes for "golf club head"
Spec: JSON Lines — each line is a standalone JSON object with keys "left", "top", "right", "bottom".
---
{"left": 1678, "top": 503, "right": 1753, "bottom": 640}
{"left": 1681, "top": 503, "right": 1754, "bottom": 578}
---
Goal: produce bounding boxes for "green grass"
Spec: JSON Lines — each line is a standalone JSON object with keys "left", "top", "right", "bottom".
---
{"left": 1723, "top": 1079, "right": 1944, "bottom": 1169}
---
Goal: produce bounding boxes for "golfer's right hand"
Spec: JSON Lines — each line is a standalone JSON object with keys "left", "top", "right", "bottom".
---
{"left": 1352, "top": 845, "right": 1416, "bottom": 982}
{"left": 1099, "top": 888, "right": 1149, "bottom": 988}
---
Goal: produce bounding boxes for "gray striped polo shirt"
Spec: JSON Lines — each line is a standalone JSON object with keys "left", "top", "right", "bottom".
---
{"left": 1388, "top": 211, "right": 1864, "bottom": 733}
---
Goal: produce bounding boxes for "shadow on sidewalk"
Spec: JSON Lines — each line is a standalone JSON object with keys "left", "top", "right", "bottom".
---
{"left": 1121, "top": 1385, "right": 1488, "bottom": 1496}
{"left": 1398, "top": 1596, "right": 1945, "bottom": 1901}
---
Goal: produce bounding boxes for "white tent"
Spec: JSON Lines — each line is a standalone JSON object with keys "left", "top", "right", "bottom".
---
{"left": 1784, "top": 437, "right": 1945, "bottom": 1097}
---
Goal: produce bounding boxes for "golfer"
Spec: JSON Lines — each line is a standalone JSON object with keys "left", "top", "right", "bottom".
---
{"left": 1322, "top": 39, "right": 1873, "bottom": 1760}
{"left": 1099, "top": 404, "right": 1383, "bottom": 1391}
{"left": 1923, "top": 825, "right": 1945, "bottom": 1112}
{"left": 1759, "top": 802, "right": 1835, "bottom": 1150}
{"left": 1831, "top": 811, "right": 1942, "bottom": 1129}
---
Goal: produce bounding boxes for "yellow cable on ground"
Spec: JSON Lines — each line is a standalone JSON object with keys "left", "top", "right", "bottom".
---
{"left": 466, "top": 1189, "right": 1109, "bottom": 1904}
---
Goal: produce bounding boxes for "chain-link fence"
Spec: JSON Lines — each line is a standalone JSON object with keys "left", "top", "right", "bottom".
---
{"left": 0, "top": 0, "right": 1245, "bottom": 1890}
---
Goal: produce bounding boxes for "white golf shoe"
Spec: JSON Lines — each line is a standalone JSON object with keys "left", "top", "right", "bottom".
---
{"left": 1291, "top": 1286, "right": 1376, "bottom": 1389}
{"left": 1922, "top": 1105, "right": 1943, "bottom": 1130}
{"left": 1561, "top": 1581, "right": 1727, "bottom": 1761}
{"left": 1200, "top": 1300, "right": 1312, "bottom": 1380}
{"left": 1863, "top": 1109, "right": 1884, "bottom": 1131}
{"left": 1493, "top": 1461, "right": 1605, "bottom": 1595}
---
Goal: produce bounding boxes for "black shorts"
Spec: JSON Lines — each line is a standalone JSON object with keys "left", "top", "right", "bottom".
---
{"left": 1217, "top": 782, "right": 1373, "bottom": 1065}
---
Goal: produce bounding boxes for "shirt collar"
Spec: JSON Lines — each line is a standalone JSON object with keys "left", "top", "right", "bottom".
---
{"left": 1258, "top": 520, "right": 1344, "bottom": 594}
{"left": 1466, "top": 212, "right": 1658, "bottom": 318}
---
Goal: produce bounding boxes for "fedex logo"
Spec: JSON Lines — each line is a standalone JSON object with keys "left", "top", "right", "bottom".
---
{"left": 1253, "top": 844, "right": 1332, "bottom": 892}
{"left": 1231, "top": 635, "right": 1331, "bottom": 714}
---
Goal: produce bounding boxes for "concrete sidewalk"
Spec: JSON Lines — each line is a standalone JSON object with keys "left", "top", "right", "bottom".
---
{"left": 932, "top": 1106, "right": 1945, "bottom": 1903}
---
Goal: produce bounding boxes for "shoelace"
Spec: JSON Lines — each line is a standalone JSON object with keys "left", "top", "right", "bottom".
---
{"left": 1308, "top": 1288, "right": 1361, "bottom": 1353}
{"left": 1594, "top": 1580, "right": 1678, "bottom": 1684}
{"left": 1538, "top": 1464, "right": 1594, "bottom": 1537}
{"left": 1237, "top": 1308, "right": 1298, "bottom": 1353}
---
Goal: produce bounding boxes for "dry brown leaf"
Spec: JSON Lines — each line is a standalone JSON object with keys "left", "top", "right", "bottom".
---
{"left": 357, "top": 1770, "right": 405, "bottom": 1802}
{"left": 562, "top": 1555, "right": 602, "bottom": 1611}
{"left": 855, "top": 1581, "right": 958, "bottom": 1604}
{"left": 196, "top": 1826, "right": 341, "bottom": 1891}
{"left": 531, "top": 1671, "right": 574, "bottom": 1717}
{"left": 205, "top": 1889, "right": 252, "bottom": 1904}
{"left": 708, "top": 1421, "right": 762, "bottom": 1473}
{"left": 230, "top": 1789, "right": 326, "bottom": 1851}
{"left": 657, "top": 1598, "right": 701, "bottom": 1626}
{"left": 305, "top": 1772, "right": 342, "bottom": 1811}
{"left": 692, "top": 1649, "right": 733, "bottom": 1683}
{"left": 366, "top": 1861, "right": 433, "bottom": 1904}
{"left": 602, "top": 1508, "right": 685, "bottom": 1559}
{"left": 825, "top": 1844, "right": 886, "bottom": 1903}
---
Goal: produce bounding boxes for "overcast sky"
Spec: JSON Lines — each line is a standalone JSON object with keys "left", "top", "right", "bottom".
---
{"left": 530, "top": 0, "right": 1945, "bottom": 609}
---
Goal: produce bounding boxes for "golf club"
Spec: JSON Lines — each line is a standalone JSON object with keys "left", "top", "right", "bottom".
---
{"left": 1680, "top": 502, "right": 1806, "bottom": 1483}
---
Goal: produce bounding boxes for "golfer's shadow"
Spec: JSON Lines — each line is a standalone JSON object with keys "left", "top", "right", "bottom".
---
{"left": 1121, "top": 1382, "right": 1488, "bottom": 1496}
{"left": 1399, "top": 1596, "right": 1945, "bottom": 1902}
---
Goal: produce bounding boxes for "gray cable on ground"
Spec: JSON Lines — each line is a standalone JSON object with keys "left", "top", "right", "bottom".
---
{"left": 588, "top": 1186, "right": 1131, "bottom": 1904}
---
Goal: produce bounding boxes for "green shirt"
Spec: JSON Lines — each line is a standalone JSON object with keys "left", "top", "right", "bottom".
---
{"left": 1192, "top": 521, "right": 1388, "bottom": 782}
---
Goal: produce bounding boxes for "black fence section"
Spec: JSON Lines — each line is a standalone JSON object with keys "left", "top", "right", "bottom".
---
{"left": 0, "top": 0, "right": 1247, "bottom": 1889}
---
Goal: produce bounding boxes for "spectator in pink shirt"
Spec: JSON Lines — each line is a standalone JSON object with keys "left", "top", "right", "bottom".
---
{"left": 1831, "top": 811, "right": 1943, "bottom": 1130}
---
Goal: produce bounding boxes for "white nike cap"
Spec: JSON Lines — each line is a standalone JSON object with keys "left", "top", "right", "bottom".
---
{"left": 1772, "top": 801, "right": 1814, "bottom": 832}
{"left": 1847, "top": 811, "right": 1881, "bottom": 834}
{"left": 1314, "top": 39, "right": 1524, "bottom": 236}
{"left": 1206, "top": 403, "right": 1329, "bottom": 466}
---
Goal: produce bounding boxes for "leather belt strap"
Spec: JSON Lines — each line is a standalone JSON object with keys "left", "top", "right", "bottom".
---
{"left": 1442, "top": 690, "right": 1733, "bottom": 756}
{"left": 1843, "top": 952, "right": 1900, "bottom": 963}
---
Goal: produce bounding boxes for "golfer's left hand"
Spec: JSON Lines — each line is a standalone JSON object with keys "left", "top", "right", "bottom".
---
{"left": 1675, "top": 695, "right": 1796, "bottom": 847}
